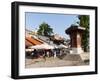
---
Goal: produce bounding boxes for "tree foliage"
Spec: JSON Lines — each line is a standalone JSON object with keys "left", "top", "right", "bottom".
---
{"left": 37, "top": 22, "right": 53, "bottom": 36}
{"left": 78, "top": 15, "right": 89, "bottom": 52}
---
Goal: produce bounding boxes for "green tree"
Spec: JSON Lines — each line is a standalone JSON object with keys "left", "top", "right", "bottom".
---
{"left": 37, "top": 22, "right": 53, "bottom": 36}
{"left": 78, "top": 15, "right": 89, "bottom": 52}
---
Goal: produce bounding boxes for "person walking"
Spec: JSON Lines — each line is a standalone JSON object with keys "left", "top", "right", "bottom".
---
{"left": 53, "top": 48, "right": 57, "bottom": 58}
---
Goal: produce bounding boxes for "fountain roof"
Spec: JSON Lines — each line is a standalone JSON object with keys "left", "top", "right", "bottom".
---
{"left": 65, "top": 25, "right": 85, "bottom": 34}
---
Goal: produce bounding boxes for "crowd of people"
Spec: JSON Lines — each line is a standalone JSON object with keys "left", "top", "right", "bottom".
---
{"left": 26, "top": 48, "right": 67, "bottom": 59}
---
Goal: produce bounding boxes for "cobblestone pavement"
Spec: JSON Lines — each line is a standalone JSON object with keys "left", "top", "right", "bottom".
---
{"left": 25, "top": 52, "right": 89, "bottom": 68}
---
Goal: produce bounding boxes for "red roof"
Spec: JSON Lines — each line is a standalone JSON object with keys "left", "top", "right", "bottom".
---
{"left": 25, "top": 40, "right": 34, "bottom": 47}
{"left": 25, "top": 37, "right": 43, "bottom": 47}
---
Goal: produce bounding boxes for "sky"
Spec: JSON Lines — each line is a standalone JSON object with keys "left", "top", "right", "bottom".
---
{"left": 25, "top": 12, "right": 79, "bottom": 39}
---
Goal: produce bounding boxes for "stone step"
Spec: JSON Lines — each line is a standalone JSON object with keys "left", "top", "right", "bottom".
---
{"left": 62, "top": 54, "right": 82, "bottom": 61}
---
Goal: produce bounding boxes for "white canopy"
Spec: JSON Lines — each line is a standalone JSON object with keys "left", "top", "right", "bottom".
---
{"left": 25, "top": 48, "right": 34, "bottom": 52}
{"left": 58, "top": 44, "right": 68, "bottom": 48}
{"left": 29, "top": 43, "right": 54, "bottom": 49}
